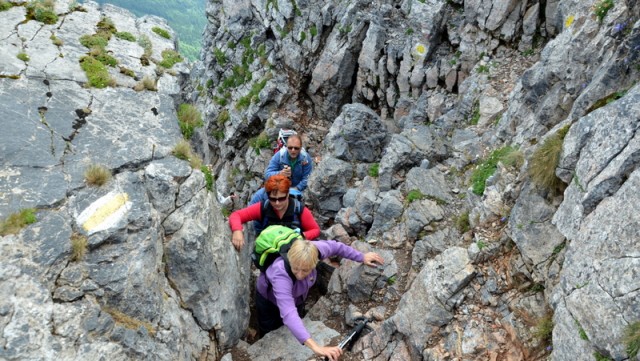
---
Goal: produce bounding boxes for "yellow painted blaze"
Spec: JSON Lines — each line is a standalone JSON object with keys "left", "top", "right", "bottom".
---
{"left": 82, "top": 193, "right": 129, "bottom": 232}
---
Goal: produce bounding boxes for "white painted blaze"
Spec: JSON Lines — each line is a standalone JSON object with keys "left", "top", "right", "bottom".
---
{"left": 76, "top": 191, "right": 132, "bottom": 235}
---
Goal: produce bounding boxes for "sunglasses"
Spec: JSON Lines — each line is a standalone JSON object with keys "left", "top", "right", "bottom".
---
{"left": 268, "top": 195, "right": 288, "bottom": 203}
{"left": 287, "top": 146, "right": 301, "bottom": 151}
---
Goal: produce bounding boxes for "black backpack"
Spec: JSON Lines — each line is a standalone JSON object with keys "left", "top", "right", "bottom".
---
{"left": 254, "top": 197, "right": 302, "bottom": 235}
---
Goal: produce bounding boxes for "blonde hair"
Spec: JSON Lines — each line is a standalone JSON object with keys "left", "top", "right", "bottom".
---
{"left": 288, "top": 239, "right": 319, "bottom": 269}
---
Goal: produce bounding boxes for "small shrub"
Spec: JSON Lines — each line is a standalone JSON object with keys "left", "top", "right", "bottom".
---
{"left": 623, "top": 321, "right": 640, "bottom": 358}
{"left": 17, "top": 52, "right": 30, "bottom": 62}
{"left": 528, "top": 125, "right": 570, "bottom": 191}
{"left": 115, "top": 31, "right": 136, "bottom": 42}
{"left": 70, "top": 233, "right": 88, "bottom": 261}
{"left": 27, "top": 0, "right": 58, "bottom": 24}
{"left": 79, "top": 56, "right": 114, "bottom": 88}
{"left": 310, "top": 25, "right": 318, "bottom": 37}
{"left": 84, "top": 164, "right": 111, "bottom": 186}
{"left": 249, "top": 133, "right": 271, "bottom": 154}
{"left": 299, "top": 31, "right": 306, "bottom": 42}
{"left": 386, "top": 275, "right": 397, "bottom": 285}
{"left": 406, "top": 189, "right": 425, "bottom": 204}
{"left": 476, "top": 240, "right": 487, "bottom": 250}
{"left": 471, "top": 146, "right": 519, "bottom": 195}
{"left": 152, "top": 26, "right": 171, "bottom": 39}
{"left": 79, "top": 34, "right": 109, "bottom": 49}
{"left": 477, "top": 64, "right": 489, "bottom": 73}
{"left": 593, "top": 0, "right": 614, "bottom": 22}
{"left": 213, "top": 48, "right": 227, "bottom": 66}
{"left": 159, "top": 49, "right": 183, "bottom": 68}
{"left": 0, "top": 208, "right": 37, "bottom": 236}
{"left": 369, "top": 163, "right": 379, "bottom": 178}
{"left": 201, "top": 165, "right": 213, "bottom": 191}
{"left": 50, "top": 34, "right": 63, "bottom": 46}
{"left": 456, "top": 211, "right": 470, "bottom": 233}
{"left": 177, "top": 103, "right": 203, "bottom": 139}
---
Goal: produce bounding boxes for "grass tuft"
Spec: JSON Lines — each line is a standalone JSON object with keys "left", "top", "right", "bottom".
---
{"left": 159, "top": 49, "right": 183, "bottom": 68}
{"left": 369, "top": 163, "right": 379, "bottom": 178}
{"left": 172, "top": 139, "right": 203, "bottom": 169}
{"left": 623, "top": 321, "right": 640, "bottom": 358}
{"left": 84, "top": 164, "right": 112, "bottom": 186}
{"left": 528, "top": 125, "right": 570, "bottom": 191}
{"left": 406, "top": 189, "right": 425, "bottom": 204}
{"left": 152, "top": 26, "right": 171, "bottom": 39}
{"left": 70, "top": 233, "right": 88, "bottom": 261}
{"left": 115, "top": 31, "right": 136, "bottom": 42}
{"left": 17, "top": 52, "right": 30, "bottom": 62}
{"left": 0, "top": 208, "right": 37, "bottom": 236}
{"left": 471, "top": 146, "right": 520, "bottom": 195}
{"left": 177, "top": 104, "right": 203, "bottom": 139}
{"left": 455, "top": 211, "right": 470, "bottom": 233}
{"left": 534, "top": 314, "right": 554, "bottom": 342}
{"left": 103, "top": 306, "right": 155, "bottom": 336}
{"left": 249, "top": 133, "right": 271, "bottom": 154}
{"left": 27, "top": 0, "right": 58, "bottom": 24}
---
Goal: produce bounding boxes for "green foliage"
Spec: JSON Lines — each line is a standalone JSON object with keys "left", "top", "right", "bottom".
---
{"left": 249, "top": 133, "right": 271, "bottom": 154}
{"left": 84, "top": 164, "right": 112, "bottom": 186}
{"left": 201, "top": 165, "right": 213, "bottom": 191}
{"left": 522, "top": 48, "right": 534, "bottom": 57}
{"left": 623, "top": 321, "right": 640, "bottom": 358}
{"left": 528, "top": 125, "right": 570, "bottom": 191}
{"left": 17, "top": 52, "right": 30, "bottom": 62}
{"left": 593, "top": 352, "right": 612, "bottom": 361}
{"left": 138, "top": 35, "right": 153, "bottom": 57}
{"left": 386, "top": 275, "right": 397, "bottom": 285}
{"left": 236, "top": 77, "right": 268, "bottom": 109}
{"left": 0, "top": 208, "right": 37, "bottom": 236}
{"left": 79, "top": 56, "right": 114, "bottom": 88}
{"left": 471, "top": 146, "right": 519, "bottom": 195}
{"left": 476, "top": 240, "right": 487, "bottom": 250}
{"left": 90, "top": 47, "right": 117, "bottom": 67}
{"left": 309, "top": 25, "right": 318, "bottom": 37}
{"left": 152, "top": 26, "right": 171, "bottom": 39}
{"left": 593, "top": 0, "right": 614, "bottom": 22}
{"left": 368, "top": 163, "right": 379, "bottom": 178}
{"left": 159, "top": 49, "right": 183, "bottom": 68}
{"left": 212, "top": 129, "right": 225, "bottom": 140}
{"left": 133, "top": 75, "right": 156, "bottom": 91}
{"left": 338, "top": 24, "right": 352, "bottom": 35}
{"left": 534, "top": 314, "right": 554, "bottom": 342}
{"left": 299, "top": 31, "right": 306, "bottom": 43}
{"left": 27, "top": 0, "right": 58, "bottom": 24}
{"left": 213, "top": 48, "right": 227, "bottom": 66}
{"left": 217, "top": 109, "right": 230, "bottom": 125}
{"left": 115, "top": 31, "right": 136, "bottom": 42}
{"left": 406, "top": 189, "right": 425, "bottom": 204}
{"left": 177, "top": 103, "right": 203, "bottom": 139}
{"left": 575, "top": 319, "right": 589, "bottom": 340}
{"left": 119, "top": 66, "right": 135, "bottom": 78}
{"left": 469, "top": 102, "right": 480, "bottom": 125}
{"left": 0, "top": 1, "right": 13, "bottom": 11}
{"left": 70, "top": 233, "right": 88, "bottom": 261}
{"left": 477, "top": 64, "right": 489, "bottom": 73}
{"left": 456, "top": 211, "right": 470, "bottom": 233}
{"left": 80, "top": 34, "right": 109, "bottom": 49}
{"left": 529, "top": 283, "right": 545, "bottom": 293}
{"left": 586, "top": 90, "right": 627, "bottom": 114}
{"left": 406, "top": 28, "right": 414, "bottom": 35}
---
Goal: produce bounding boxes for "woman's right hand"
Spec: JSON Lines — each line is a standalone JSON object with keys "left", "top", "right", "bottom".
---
{"left": 231, "top": 230, "right": 244, "bottom": 250}
{"left": 315, "top": 345, "right": 342, "bottom": 361}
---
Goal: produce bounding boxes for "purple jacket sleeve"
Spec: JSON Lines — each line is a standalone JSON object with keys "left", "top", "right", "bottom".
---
{"left": 313, "top": 240, "right": 365, "bottom": 263}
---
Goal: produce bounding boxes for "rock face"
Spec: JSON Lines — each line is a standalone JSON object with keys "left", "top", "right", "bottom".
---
{"left": 2, "top": 0, "right": 640, "bottom": 360}
{"left": 0, "top": 1, "right": 244, "bottom": 360}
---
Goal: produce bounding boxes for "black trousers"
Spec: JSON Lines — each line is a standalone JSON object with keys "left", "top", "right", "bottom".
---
{"left": 255, "top": 290, "right": 305, "bottom": 336}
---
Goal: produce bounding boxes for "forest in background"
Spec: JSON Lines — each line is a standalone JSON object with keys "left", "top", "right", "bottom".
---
{"left": 85, "top": 0, "right": 206, "bottom": 61}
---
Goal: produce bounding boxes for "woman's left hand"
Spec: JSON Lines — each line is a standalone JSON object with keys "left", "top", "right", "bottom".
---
{"left": 363, "top": 252, "right": 384, "bottom": 267}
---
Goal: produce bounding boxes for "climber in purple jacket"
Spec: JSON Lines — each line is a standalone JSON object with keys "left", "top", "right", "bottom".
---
{"left": 255, "top": 239, "right": 384, "bottom": 361}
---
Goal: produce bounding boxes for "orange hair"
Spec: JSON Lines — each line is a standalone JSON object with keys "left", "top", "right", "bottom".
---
{"left": 264, "top": 174, "right": 291, "bottom": 194}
